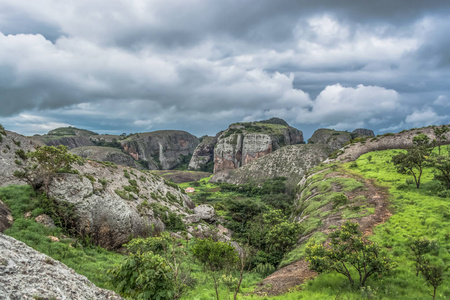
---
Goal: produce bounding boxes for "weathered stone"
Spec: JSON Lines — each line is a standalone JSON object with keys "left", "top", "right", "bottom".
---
{"left": 188, "top": 135, "right": 218, "bottom": 171}
{"left": 0, "top": 200, "right": 13, "bottom": 232}
{"left": 47, "top": 236, "right": 60, "bottom": 242}
{"left": 71, "top": 146, "right": 144, "bottom": 169}
{"left": 184, "top": 214, "right": 201, "bottom": 224}
{"left": 307, "top": 129, "right": 353, "bottom": 151}
{"left": 35, "top": 214, "right": 56, "bottom": 228}
{"left": 352, "top": 128, "right": 375, "bottom": 137}
{"left": 0, "top": 234, "right": 123, "bottom": 299}
{"left": 193, "top": 204, "right": 215, "bottom": 222}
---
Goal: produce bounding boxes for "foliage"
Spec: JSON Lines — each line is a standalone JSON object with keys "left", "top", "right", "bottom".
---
{"left": 392, "top": 144, "right": 428, "bottom": 188}
{"left": 109, "top": 251, "right": 174, "bottom": 299}
{"left": 14, "top": 145, "right": 80, "bottom": 195}
{"left": 427, "top": 155, "right": 450, "bottom": 189}
{"left": 254, "top": 262, "right": 276, "bottom": 277}
{"left": 420, "top": 263, "right": 445, "bottom": 300}
{"left": 409, "top": 237, "right": 439, "bottom": 276}
{"left": 149, "top": 202, "right": 185, "bottom": 231}
{"left": 306, "top": 221, "right": 396, "bottom": 287}
{"left": 433, "top": 125, "right": 449, "bottom": 155}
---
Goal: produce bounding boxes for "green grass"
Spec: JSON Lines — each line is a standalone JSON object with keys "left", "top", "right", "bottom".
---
{"left": 0, "top": 185, "right": 124, "bottom": 291}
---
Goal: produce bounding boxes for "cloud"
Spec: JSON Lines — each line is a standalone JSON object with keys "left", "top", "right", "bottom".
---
{"left": 434, "top": 95, "right": 449, "bottom": 106}
{"left": 405, "top": 108, "right": 448, "bottom": 127}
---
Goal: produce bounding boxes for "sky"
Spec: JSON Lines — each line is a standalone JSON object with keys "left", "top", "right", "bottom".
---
{"left": 0, "top": 0, "right": 449, "bottom": 139}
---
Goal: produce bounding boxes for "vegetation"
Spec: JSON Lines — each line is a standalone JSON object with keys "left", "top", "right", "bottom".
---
{"left": 306, "top": 221, "right": 396, "bottom": 287}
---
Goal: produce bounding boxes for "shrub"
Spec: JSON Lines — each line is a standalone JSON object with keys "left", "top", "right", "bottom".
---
{"left": 254, "top": 263, "right": 276, "bottom": 277}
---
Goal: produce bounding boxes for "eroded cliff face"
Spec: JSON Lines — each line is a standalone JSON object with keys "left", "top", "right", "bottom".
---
{"left": 307, "top": 128, "right": 374, "bottom": 151}
{"left": 213, "top": 122, "right": 303, "bottom": 173}
{"left": 188, "top": 135, "right": 218, "bottom": 171}
{"left": 120, "top": 130, "right": 199, "bottom": 170}
{"left": 70, "top": 146, "right": 145, "bottom": 169}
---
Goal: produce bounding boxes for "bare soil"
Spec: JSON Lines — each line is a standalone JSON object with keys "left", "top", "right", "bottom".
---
{"left": 254, "top": 169, "right": 391, "bottom": 296}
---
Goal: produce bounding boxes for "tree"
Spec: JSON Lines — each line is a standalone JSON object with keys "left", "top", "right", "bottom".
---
{"left": 409, "top": 237, "right": 438, "bottom": 276}
{"left": 192, "top": 238, "right": 239, "bottom": 300}
{"left": 392, "top": 145, "right": 428, "bottom": 189}
{"left": 306, "top": 221, "right": 396, "bottom": 287}
{"left": 427, "top": 155, "right": 450, "bottom": 190}
{"left": 420, "top": 263, "right": 445, "bottom": 300}
{"left": 14, "top": 145, "right": 79, "bottom": 195}
{"left": 433, "top": 125, "right": 449, "bottom": 155}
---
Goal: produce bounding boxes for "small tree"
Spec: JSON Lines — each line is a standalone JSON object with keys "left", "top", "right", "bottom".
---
{"left": 409, "top": 237, "right": 438, "bottom": 276}
{"left": 433, "top": 125, "right": 449, "bottom": 155}
{"left": 420, "top": 263, "right": 445, "bottom": 300}
{"left": 306, "top": 221, "right": 396, "bottom": 287}
{"left": 14, "top": 145, "right": 79, "bottom": 195}
{"left": 392, "top": 145, "right": 428, "bottom": 189}
{"left": 427, "top": 155, "right": 450, "bottom": 190}
{"left": 192, "top": 238, "right": 239, "bottom": 300}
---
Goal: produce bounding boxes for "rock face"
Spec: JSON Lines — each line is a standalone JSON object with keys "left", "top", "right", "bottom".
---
{"left": 43, "top": 136, "right": 95, "bottom": 149}
{"left": 212, "top": 144, "right": 332, "bottom": 185}
{"left": 213, "top": 120, "right": 303, "bottom": 173}
{"left": 307, "top": 128, "right": 375, "bottom": 151}
{"left": 0, "top": 233, "right": 123, "bottom": 300}
{"left": 188, "top": 135, "right": 218, "bottom": 171}
{"left": 47, "top": 161, "right": 194, "bottom": 248}
{"left": 0, "top": 200, "right": 13, "bottom": 232}
{"left": 335, "top": 125, "right": 450, "bottom": 162}
{"left": 71, "top": 146, "right": 144, "bottom": 169}
{"left": 352, "top": 128, "right": 375, "bottom": 137}
{"left": 120, "top": 130, "right": 199, "bottom": 170}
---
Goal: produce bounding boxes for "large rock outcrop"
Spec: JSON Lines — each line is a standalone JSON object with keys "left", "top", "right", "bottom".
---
{"left": 335, "top": 125, "right": 450, "bottom": 162}
{"left": 188, "top": 135, "right": 218, "bottom": 171}
{"left": 70, "top": 146, "right": 144, "bottom": 169}
{"left": 117, "top": 130, "right": 199, "bottom": 170}
{"left": 0, "top": 233, "right": 123, "bottom": 300}
{"left": 307, "top": 128, "right": 374, "bottom": 151}
{"left": 213, "top": 119, "right": 303, "bottom": 174}
{"left": 211, "top": 144, "right": 332, "bottom": 185}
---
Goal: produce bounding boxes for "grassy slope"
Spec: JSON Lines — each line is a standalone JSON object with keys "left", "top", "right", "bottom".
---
{"left": 0, "top": 185, "right": 124, "bottom": 291}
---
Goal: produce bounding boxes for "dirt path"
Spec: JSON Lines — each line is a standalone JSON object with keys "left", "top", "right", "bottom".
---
{"left": 254, "top": 170, "right": 391, "bottom": 296}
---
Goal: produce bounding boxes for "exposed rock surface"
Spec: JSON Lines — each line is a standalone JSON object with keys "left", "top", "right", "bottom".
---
{"left": 43, "top": 136, "right": 95, "bottom": 149}
{"left": 352, "top": 128, "right": 375, "bottom": 137}
{"left": 212, "top": 144, "right": 332, "bottom": 185}
{"left": 47, "top": 161, "right": 194, "bottom": 248}
{"left": 308, "top": 128, "right": 375, "bottom": 151}
{"left": 193, "top": 204, "right": 215, "bottom": 222}
{"left": 34, "top": 214, "right": 56, "bottom": 228}
{"left": 213, "top": 120, "right": 303, "bottom": 173}
{"left": 335, "top": 125, "right": 450, "bottom": 162}
{"left": 0, "top": 131, "right": 44, "bottom": 187}
{"left": 120, "top": 130, "right": 199, "bottom": 170}
{"left": 0, "top": 233, "right": 123, "bottom": 300}
{"left": 0, "top": 200, "right": 13, "bottom": 232}
{"left": 71, "top": 146, "right": 144, "bottom": 169}
{"left": 188, "top": 135, "right": 218, "bottom": 171}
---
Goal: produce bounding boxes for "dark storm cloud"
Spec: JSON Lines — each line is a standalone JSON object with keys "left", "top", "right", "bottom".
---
{"left": 0, "top": 0, "right": 450, "bottom": 137}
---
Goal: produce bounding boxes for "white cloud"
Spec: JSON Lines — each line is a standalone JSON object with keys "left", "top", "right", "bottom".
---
{"left": 433, "top": 95, "right": 449, "bottom": 106}
{"left": 405, "top": 107, "right": 448, "bottom": 127}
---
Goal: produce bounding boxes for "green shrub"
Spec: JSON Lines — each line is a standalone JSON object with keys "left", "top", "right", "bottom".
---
{"left": 254, "top": 263, "right": 276, "bottom": 277}
{"left": 332, "top": 193, "right": 348, "bottom": 208}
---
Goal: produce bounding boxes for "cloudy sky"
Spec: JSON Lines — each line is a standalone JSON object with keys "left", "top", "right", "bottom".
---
{"left": 1, "top": 0, "right": 449, "bottom": 138}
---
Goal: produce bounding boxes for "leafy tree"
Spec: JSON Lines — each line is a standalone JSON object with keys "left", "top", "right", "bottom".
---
{"left": 392, "top": 145, "right": 428, "bottom": 189}
{"left": 109, "top": 251, "right": 174, "bottom": 299}
{"left": 420, "top": 263, "right": 445, "bottom": 300}
{"left": 111, "top": 233, "right": 192, "bottom": 300}
{"left": 412, "top": 133, "right": 432, "bottom": 148}
{"left": 306, "top": 221, "right": 396, "bottom": 287}
{"left": 14, "top": 145, "right": 79, "bottom": 195}
{"left": 427, "top": 155, "right": 450, "bottom": 190}
{"left": 409, "top": 237, "right": 438, "bottom": 276}
{"left": 433, "top": 125, "right": 449, "bottom": 155}
{"left": 192, "top": 238, "right": 239, "bottom": 300}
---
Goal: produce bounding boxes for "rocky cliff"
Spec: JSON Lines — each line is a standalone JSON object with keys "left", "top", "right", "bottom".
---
{"left": 71, "top": 146, "right": 144, "bottom": 169}
{"left": 334, "top": 125, "right": 450, "bottom": 162}
{"left": 0, "top": 234, "right": 123, "bottom": 300}
{"left": 188, "top": 135, "right": 218, "bottom": 171}
{"left": 307, "top": 128, "right": 374, "bottom": 151}
{"left": 121, "top": 130, "right": 199, "bottom": 170}
{"left": 213, "top": 119, "right": 303, "bottom": 173}
{"left": 211, "top": 144, "right": 331, "bottom": 185}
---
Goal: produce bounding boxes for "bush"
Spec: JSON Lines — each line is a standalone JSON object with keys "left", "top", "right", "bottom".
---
{"left": 332, "top": 193, "right": 348, "bottom": 208}
{"left": 254, "top": 263, "right": 276, "bottom": 277}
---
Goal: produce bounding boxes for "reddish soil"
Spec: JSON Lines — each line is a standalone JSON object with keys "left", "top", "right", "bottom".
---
{"left": 254, "top": 169, "right": 391, "bottom": 296}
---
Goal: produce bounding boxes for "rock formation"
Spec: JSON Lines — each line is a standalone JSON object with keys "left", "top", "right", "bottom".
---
{"left": 352, "top": 128, "right": 375, "bottom": 137}
{"left": 121, "top": 130, "right": 199, "bottom": 170}
{"left": 71, "top": 146, "right": 144, "bottom": 169}
{"left": 213, "top": 119, "right": 303, "bottom": 174}
{"left": 212, "top": 144, "right": 332, "bottom": 185}
{"left": 0, "top": 233, "right": 123, "bottom": 299}
{"left": 307, "top": 128, "right": 375, "bottom": 151}
{"left": 188, "top": 135, "right": 218, "bottom": 171}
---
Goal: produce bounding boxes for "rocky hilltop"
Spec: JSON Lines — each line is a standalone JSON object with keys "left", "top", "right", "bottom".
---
{"left": 213, "top": 118, "right": 303, "bottom": 174}
{"left": 34, "top": 127, "right": 199, "bottom": 170}
{"left": 188, "top": 134, "right": 220, "bottom": 172}
{"left": 308, "top": 128, "right": 374, "bottom": 151}
{"left": 121, "top": 130, "right": 198, "bottom": 170}
{"left": 334, "top": 125, "right": 450, "bottom": 162}
{"left": 211, "top": 144, "right": 332, "bottom": 185}
{"left": 0, "top": 234, "right": 123, "bottom": 300}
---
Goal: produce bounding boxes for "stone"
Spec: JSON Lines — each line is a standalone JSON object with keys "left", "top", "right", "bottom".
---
{"left": 193, "top": 204, "right": 215, "bottom": 222}
{"left": 35, "top": 214, "right": 56, "bottom": 228}
{"left": 183, "top": 214, "right": 201, "bottom": 224}
{"left": 0, "top": 234, "right": 123, "bottom": 299}
{"left": 47, "top": 236, "right": 60, "bottom": 242}
{"left": 352, "top": 128, "right": 375, "bottom": 137}
{"left": 0, "top": 200, "right": 13, "bottom": 233}
{"left": 24, "top": 212, "right": 32, "bottom": 219}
